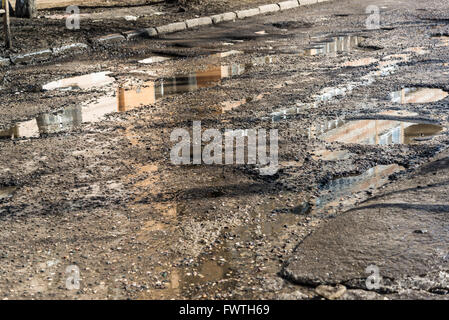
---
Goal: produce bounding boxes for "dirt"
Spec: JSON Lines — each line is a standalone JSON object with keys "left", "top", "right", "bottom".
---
{"left": 0, "top": 0, "right": 449, "bottom": 300}
{"left": 0, "top": 0, "right": 276, "bottom": 56}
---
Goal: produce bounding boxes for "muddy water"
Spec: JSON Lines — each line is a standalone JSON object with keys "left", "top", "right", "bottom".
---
{"left": 390, "top": 87, "right": 448, "bottom": 104}
{"left": 0, "top": 56, "right": 274, "bottom": 139}
{"left": 309, "top": 117, "right": 443, "bottom": 145}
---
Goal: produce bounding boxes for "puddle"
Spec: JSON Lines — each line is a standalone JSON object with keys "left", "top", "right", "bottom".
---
{"left": 2, "top": 57, "right": 274, "bottom": 139}
{"left": 42, "top": 72, "right": 115, "bottom": 91}
{"left": 390, "top": 87, "right": 448, "bottom": 104}
{"left": 0, "top": 186, "right": 16, "bottom": 200}
{"left": 271, "top": 52, "right": 411, "bottom": 121}
{"left": 303, "top": 35, "right": 365, "bottom": 57}
{"left": 138, "top": 56, "right": 172, "bottom": 64}
{"left": 309, "top": 114, "right": 443, "bottom": 145}
{"left": 147, "top": 251, "right": 232, "bottom": 299}
{"left": 315, "top": 164, "right": 404, "bottom": 213}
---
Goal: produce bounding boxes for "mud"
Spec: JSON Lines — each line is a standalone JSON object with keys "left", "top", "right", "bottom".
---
{"left": 0, "top": 0, "right": 449, "bottom": 300}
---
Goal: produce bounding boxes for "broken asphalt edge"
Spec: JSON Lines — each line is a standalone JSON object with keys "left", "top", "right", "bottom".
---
{"left": 0, "top": 0, "right": 331, "bottom": 68}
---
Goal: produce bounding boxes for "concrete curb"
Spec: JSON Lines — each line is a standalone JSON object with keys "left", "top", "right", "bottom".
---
{"left": 236, "top": 8, "right": 261, "bottom": 19}
{"left": 0, "top": 0, "right": 332, "bottom": 67}
{"left": 278, "top": 0, "right": 300, "bottom": 10}
{"left": 210, "top": 12, "right": 237, "bottom": 24}
{"left": 259, "top": 4, "right": 281, "bottom": 14}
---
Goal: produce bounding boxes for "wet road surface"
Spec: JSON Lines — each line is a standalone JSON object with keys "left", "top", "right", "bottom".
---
{"left": 0, "top": 0, "right": 449, "bottom": 299}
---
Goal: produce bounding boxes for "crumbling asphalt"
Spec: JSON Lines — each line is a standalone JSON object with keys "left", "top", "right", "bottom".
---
{"left": 0, "top": 0, "right": 448, "bottom": 300}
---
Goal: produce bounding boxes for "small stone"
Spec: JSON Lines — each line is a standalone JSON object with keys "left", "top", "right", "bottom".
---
{"left": 315, "top": 284, "right": 347, "bottom": 300}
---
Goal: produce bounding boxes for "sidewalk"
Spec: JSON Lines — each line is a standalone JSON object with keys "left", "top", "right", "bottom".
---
{"left": 0, "top": 0, "right": 331, "bottom": 66}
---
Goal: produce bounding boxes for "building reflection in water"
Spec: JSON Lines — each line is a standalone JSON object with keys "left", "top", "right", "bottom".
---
{"left": 1, "top": 57, "right": 273, "bottom": 139}
{"left": 309, "top": 117, "right": 443, "bottom": 145}
{"left": 304, "top": 35, "right": 364, "bottom": 57}
{"left": 390, "top": 87, "right": 448, "bottom": 104}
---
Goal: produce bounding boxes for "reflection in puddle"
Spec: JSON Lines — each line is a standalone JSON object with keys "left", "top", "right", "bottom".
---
{"left": 138, "top": 56, "right": 171, "bottom": 64}
{"left": 309, "top": 116, "right": 443, "bottom": 145}
{"left": 0, "top": 186, "right": 16, "bottom": 200}
{"left": 1, "top": 57, "right": 274, "bottom": 139}
{"left": 390, "top": 87, "right": 448, "bottom": 104}
{"left": 271, "top": 52, "right": 410, "bottom": 121}
{"left": 42, "top": 72, "right": 115, "bottom": 91}
{"left": 303, "top": 35, "right": 365, "bottom": 57}
{"left": 316, "top": 164, "right": 404, "bottom": 213}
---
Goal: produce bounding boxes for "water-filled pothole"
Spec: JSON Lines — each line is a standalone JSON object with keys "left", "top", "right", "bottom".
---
{"left": 42, "top": 72, "right": 115, "bottom": 91}
{"left": 390, "top": 87, "right": 448, "bottom": 104}
{"left": 1, "top": 56, "right": 274, "bottom": 139}
{"left": 309, "top": 115, "right": 443, "bottom": 145}
{"left": 303, "top": 35, "right": 366, "bottom": 57}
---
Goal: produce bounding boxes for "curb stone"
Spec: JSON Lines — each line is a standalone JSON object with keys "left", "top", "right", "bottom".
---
{"left": 278, "top": 0, "right": 300, "bottom": 10}
{"left": 10, "top": 49, "right": 52, "bottom": 64}
{"left": 259, "top": 4, "right": 281, "bottom": 14}
{"left": 185, "top": 17, "right": 213, "bottom": 29}
{"left": 156, "top": 22, "right": 187, "bottom": 34}
{"left": 210, "top": 12, "right": 237, "bottom": 24}
{"left": 235, "top": 8, "right": 261, "bottom": 19}
{"left": 141, "top": 27, "right": 158, "bottom": 37}
{"left": 1, "top": 0, "right": 333, "bottom": 67}
{"left": 299, "top": 0, "right": 319, "bottom": 5}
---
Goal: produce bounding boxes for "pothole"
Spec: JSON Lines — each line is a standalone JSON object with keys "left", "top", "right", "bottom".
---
{"left": 310, "top": 114, "right": 444, "bottom": 145}
{"left": 391, "top": 87, "right": 448, "bottom": 104}
{"left": 302, "top": 35, "right": 366, "bottom": 57}
{"left": 1, "top": 56, "right": 275, "bottom": 139}
{"left": 42, "top": 72, "right": 115, "bottom": 91}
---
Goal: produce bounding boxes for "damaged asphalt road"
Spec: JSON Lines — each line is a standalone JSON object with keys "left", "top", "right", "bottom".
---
{"left": 0, "top": 0, "right": 449, "bottom": 300}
